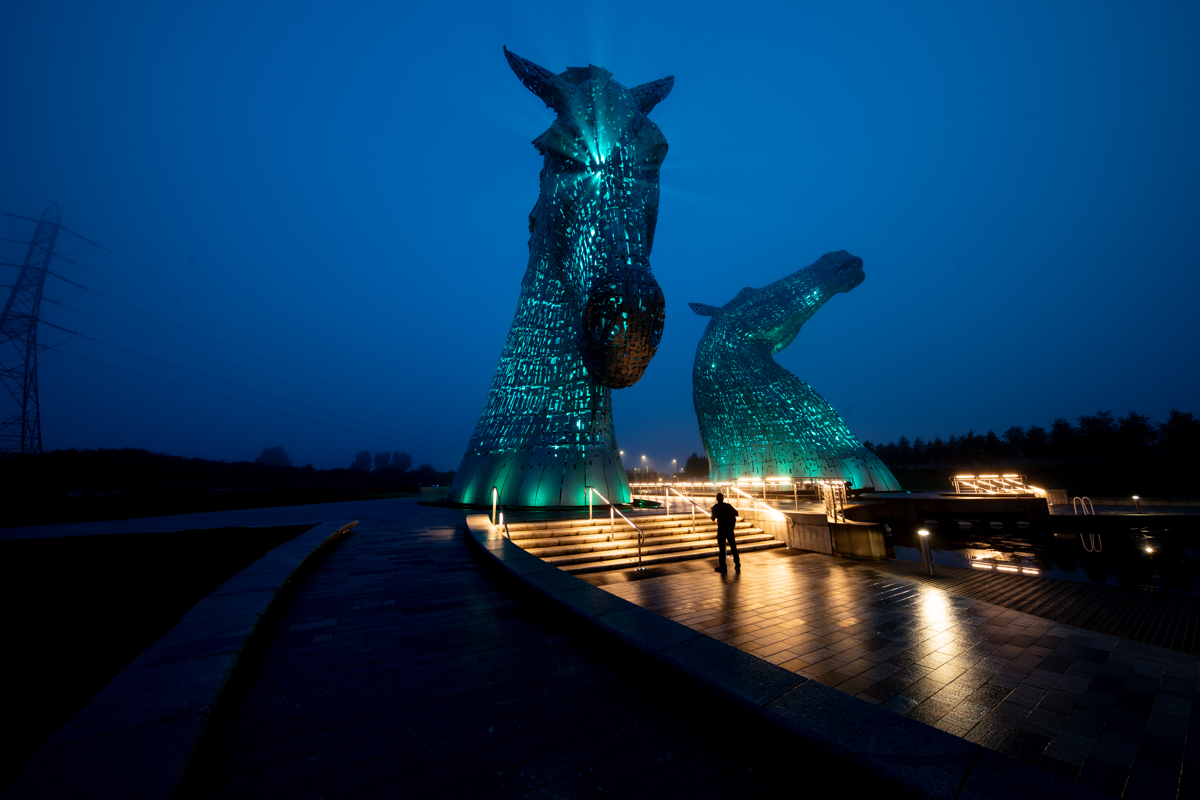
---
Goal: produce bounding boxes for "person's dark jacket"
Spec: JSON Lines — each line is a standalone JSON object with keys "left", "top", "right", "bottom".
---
{"left": 711, "top": 501, "right": 738, "bottom": 532}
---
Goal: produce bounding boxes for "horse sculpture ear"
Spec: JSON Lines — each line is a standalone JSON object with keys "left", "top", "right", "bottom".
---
{"left": 629, "top": 76, "right": 674, "bottom": 114}
{"left": 504, "top": 46, "right": 571, "bottom": 114}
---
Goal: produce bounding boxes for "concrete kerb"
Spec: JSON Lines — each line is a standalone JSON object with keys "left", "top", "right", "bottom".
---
{"left": 463, "top": 514, "right": 1104, "bottom": 800}
{"left": 1, "top": 519, "right": 359, "bottom": 800}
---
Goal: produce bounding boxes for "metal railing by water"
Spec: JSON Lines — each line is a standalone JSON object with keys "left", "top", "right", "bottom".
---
{"left": 952, "top": 474, "right": 1031, "bottom": 494}
{"left": 1072, "top": 496, "right": 1096, "bottom": 516}
{"left": 491, "top": 486, "right": 511, "bottom": 539}
{"left": 817, "top": 480, "right": 848, "bottom": 522}
{"left": 586, "top": 486, "right": 646, "bottom": 569}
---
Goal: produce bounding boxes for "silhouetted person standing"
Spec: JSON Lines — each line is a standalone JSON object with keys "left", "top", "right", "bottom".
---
{"left": 710, "top": 492, "right": 740, "bottom": 573}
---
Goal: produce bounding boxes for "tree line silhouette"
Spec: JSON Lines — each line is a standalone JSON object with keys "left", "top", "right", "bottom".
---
{"left": 864, "top": 409, "right": 1198, "bottom": 471}
{"left": 2, "top": 447, "right": 457, "bottom": 527}
{"left": 347, "top": 449, "right": 414, "bottom": 473}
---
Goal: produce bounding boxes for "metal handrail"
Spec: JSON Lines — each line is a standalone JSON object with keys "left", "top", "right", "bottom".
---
{"left": 670, "top": 486, "right": 708, "bottom": 536}
{"left": 815, "top": 480, "right": 847, "bottom": 522}
{"left": 1072, "top": 496, "right": 1095, "bottom": 516}
{"left": 727, "top": 483, "right": 777, "bottom": 516}
{"left": 586, "top": 486, "right": 646, "bottom": 569}
{"left": 952, "top": 474, "right": 1030, "bottom": 495}
{"left": 491, "top": 486, "right": 511, "bottom": 539}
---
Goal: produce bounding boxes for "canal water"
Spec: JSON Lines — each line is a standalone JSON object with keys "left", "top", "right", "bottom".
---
{"left": 888, "top": 519, "right": 1200, "bottom": 595}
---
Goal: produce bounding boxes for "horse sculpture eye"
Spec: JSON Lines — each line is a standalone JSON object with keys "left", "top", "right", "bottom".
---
{"left": 545, "top": 132, "right": 582, "bottom": 166}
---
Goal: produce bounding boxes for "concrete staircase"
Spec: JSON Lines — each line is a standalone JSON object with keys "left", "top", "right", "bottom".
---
{"left": 503, "top": 512, "right": 785, "bottom": 574}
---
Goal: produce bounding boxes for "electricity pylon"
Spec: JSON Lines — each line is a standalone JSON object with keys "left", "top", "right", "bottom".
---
{"left": 0, "top": 203, "right": 61, "bottom": 455}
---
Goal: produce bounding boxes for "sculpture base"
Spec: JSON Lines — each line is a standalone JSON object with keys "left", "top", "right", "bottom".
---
{"left": 448, "top": 447, "right": 629, "bottom": 507}
{"left": 711, "top": 453, "right": 902, "bottom": 493}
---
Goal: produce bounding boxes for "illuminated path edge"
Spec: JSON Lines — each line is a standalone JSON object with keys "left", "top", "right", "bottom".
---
{"left": 465, "top": 515, "right": 1106, "bottom": 800}
{"left": 2, "top": 519, "right": 358, "bottom": 800}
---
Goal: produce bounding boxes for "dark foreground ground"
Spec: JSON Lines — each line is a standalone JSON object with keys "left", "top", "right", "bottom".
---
{"left": 185, "top": 501, "right": 894, "bottom": 799}
{"left": 1, "top": 525, "right": 313, "bottom": 789}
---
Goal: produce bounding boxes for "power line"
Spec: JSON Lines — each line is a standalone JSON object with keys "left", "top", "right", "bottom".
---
{"left": 38, "top": 319, "right": 457, "bottom": 450}
{"left": 7, "top": 211, "right": 470, "bottom": 413}
{"left": 51, "top": 297, "right": 437, "bottom": 431}
{"left": 49, "top": 348, "right": 461, "bottom": 453}
{"left": 4, "top": 215, "right": 26, "bottom": 239}
{"left": 6, "top": 209, "right": 470, "bottom": 455}
{"left": 52, "top": 221, "right": 439, "bottom": 395}
{"left": 44, "top": 269, "right": 460, "bottom": 431}
{"left": 37, "top": 332, "right": 77, "bottom": 351}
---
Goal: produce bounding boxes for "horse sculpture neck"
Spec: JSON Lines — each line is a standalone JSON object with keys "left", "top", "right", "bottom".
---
{"left": 691, "top": 251, "right": 901, "bottom": 492}
{"left": 449, "top": 50, "right": 672, "bottom": 507}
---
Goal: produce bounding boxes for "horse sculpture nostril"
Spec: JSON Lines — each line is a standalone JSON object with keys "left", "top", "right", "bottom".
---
{"left": 581, "top": 283, "right": 665, "bottom": 389}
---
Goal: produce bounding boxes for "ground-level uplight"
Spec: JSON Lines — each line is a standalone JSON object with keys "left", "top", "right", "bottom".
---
{"left": 917, "top": 529, "right": 935, "bottom": 577}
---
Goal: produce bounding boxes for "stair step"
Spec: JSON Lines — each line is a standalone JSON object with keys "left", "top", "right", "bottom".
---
{"left": 503, "top": 512, "right": 700, "bottom": 532}
{"left": 541, "top": 532, "right": 773, "bottom": 565}
{"left": 531, "top": 531, "right": 776, "bottom": 560}
{"left": 495, "top": 508, "right": 785, "bottom": 575}
{"left": 507, "top": 520, "right": 755, "bottom": 543}
{"left": 561, "top": 539, "right": 786, "bottom": 574}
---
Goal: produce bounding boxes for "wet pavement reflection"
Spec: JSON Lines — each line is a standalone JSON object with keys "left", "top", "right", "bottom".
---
{"left": 584, "top": 548, "right": 1198, "bottom": 798}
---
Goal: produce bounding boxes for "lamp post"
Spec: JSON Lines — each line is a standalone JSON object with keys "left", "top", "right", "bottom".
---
{"left": 917, "top": 529, "right": 935, "bottom": 577}
{"left": 1133, "top": 495, "right": 1142, "bottom": 514}
{"left": 672, "top": 458, "right": 677, "bottom": 481}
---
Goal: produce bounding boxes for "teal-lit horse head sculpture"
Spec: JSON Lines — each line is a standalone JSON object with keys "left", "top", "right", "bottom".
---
{"left": 449, "top": 48, "right": 673, "bottom": 506}
{"left": 690, "top": 251, "right": 901, "bottom": 491}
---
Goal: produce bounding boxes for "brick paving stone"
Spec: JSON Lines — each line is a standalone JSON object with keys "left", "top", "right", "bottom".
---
{"left": 191, "top": 500, "right": 890, "bottom": 799}
{"left": 584, "top": 546, "right": 1200, "bottom": 796}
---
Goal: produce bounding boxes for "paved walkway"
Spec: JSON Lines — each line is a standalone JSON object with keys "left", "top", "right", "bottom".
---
{"left": 194, "top": 500, "right": 885, "bottom": 799}
{"left": 584, "top": 549, "right": 1198, "bottom": 798}
{"left": 0, "top": 499, "right": 419, "bottom": 540}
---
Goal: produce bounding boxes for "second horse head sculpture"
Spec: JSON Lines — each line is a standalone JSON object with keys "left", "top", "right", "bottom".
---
{"left": 449, "top": 48, "right": 673, "bottom": 506}
{"left": 690, "top": 251, "right": 902, "bottom": 493}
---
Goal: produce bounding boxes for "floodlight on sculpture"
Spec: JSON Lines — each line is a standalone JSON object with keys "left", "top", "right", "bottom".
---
{"left": 690, "top": 251, "right": 902, "bottom": 492}
{"left": 448, "top": 48, "right": 672, "bottom": 507}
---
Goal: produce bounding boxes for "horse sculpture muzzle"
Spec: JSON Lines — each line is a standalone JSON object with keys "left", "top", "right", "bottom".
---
{"left": 581, "top": 273, "right": 665, "bottom": 388}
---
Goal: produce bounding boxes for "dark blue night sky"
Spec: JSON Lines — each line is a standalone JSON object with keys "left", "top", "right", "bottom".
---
{"left": 2, "top": 1, "right": 1197, "bottom": 472}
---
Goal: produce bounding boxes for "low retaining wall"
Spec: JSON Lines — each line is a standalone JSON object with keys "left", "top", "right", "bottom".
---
{"left": 780, "top": 511, "right": 834, "bottom": 554}
{"left": 2, "top": 520, "right": 358, "bottom": 800}
{"left": 465, "top": 515, "right": 1101, "bottom": 799}
{"left": 737, "top": 507, "right": 885, "bottom": 561}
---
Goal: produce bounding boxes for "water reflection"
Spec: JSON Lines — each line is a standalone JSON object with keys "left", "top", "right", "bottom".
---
{"left": 915, "top": 587, "right": 953, "bottom": 631}
{"left": 890, "top": 524, "right": 1200, "bottom": 595}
